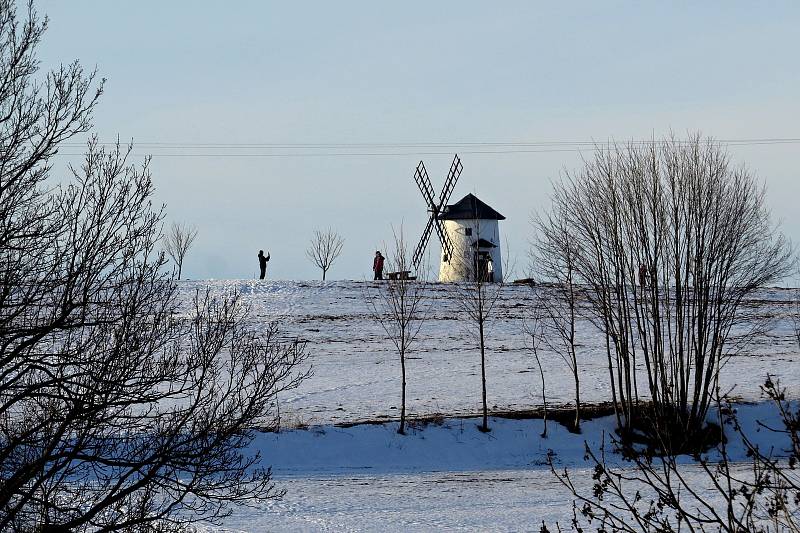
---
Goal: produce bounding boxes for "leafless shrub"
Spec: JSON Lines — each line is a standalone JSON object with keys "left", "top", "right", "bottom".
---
{"left": 551, "top": 377, "right": 800, "bottom": 531}
{"left": 164, "top": 221, "right": 198, "bottom": 280}
{"left": 306, "top": 228, "right": 344, "bottom": 281}
{"left": 538, "top": 134, "right": 791, "bottom": 449}
{"left": 548, "top": 280, "right": 800, "bottom": 531}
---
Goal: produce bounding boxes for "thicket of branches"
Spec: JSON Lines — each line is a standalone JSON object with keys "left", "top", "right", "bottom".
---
{"left": 546, "top": 286, "right": 800, "bottom": 531}
{"left": 550, "top": 377, "right": 800, "bottom": 532}
{"left": 536, "top": 135, "right": 791, "bottom": 450}
{"left": 0, "top": 3, "right": 309, "bottom": 530}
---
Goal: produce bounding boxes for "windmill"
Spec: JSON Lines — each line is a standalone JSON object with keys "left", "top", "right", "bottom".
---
{"left": 411, "top": 154, "right": 463, "bottom": 273}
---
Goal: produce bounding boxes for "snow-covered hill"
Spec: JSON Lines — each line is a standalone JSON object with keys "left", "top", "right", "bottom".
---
{"left": 178, "top": 280, "right": 799, "bottom": 531}
{"left": 178, "top": 280, "right": 799, "bottom": 426}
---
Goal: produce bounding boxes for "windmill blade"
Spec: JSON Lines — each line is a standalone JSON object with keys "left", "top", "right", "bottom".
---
{"left": 414, "top": 161, "right": 437, "bottom": 209}
{"left": 433, "top": 217, "right": 455, "bottom": 262}
{"left": 436, "top": 154, "right": 463, "bottom": 211}
{"left": 412, "top": 214, "right": 436, "bottom": 270}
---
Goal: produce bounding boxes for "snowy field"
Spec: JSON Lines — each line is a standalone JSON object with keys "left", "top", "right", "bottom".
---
{"left": 178, "top": 280, "right": 799, "bottom": 531}
{"left": 200, "top": 404, "right": 794, "bottom": 532}
{"left": 204, "top": 462, "right": 786, "bottom": 532}
{"left": 178, "top": 280, "right": 799, "bottom": 426}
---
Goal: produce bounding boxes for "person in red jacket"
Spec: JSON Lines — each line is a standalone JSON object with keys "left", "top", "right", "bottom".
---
{"left": 373, "top": 251, "right": 385, "bottom": 280}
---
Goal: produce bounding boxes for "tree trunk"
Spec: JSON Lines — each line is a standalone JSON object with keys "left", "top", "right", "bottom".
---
{"left": 573, "top": 369, "right": 581, "bottom": 432}
{"left": 399, "top": 337, "right": 406, "bottom": 434}
{"left": 177, "top": 262, "right": 182, "bottom": 280}
{"left": 479, "top": 318, "right": 489, "bottom": 432}
{"left": 534, "top": 348, "right": 548, "bottom": 438}
{"left": 322, "top": 269, "right": 326, "bottom": 281}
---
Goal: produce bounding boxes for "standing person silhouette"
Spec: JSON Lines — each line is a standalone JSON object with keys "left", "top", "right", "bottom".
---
{"left": 638, "top": 263, "right": 648, "bottom": 288}
{"left": 258, "top": 250, "right": 270, "bottom": 279}
{"left": 373, "top": 251, "right": 385, "bottom": 280}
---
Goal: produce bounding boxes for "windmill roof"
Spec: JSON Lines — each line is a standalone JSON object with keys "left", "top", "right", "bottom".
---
{"left": 437, "top": 193, "right": 506, "bottom": 221}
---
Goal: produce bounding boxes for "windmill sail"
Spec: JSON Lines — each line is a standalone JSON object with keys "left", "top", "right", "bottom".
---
{"left": 438, "top": 155, "right": 462, "bottom": 208}
{"left": 413, "top": 161, "right": 436, "bottom": 208}
{"left": 411, "top": 155, "right": 462, "bottom": 272}
{"left": 412, "top": 216, "right": 435, "bottom": 270}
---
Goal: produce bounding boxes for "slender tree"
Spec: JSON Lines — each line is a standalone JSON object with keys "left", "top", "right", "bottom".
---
{"left": 523, "top": 311, "right": 549, "bottom": 438}
{"left": 364, "top": 228, "right": 430, "bottom": 434}
{"left": 531, "top": 210, "right": 582, "bottom": 431}
{"left": 306, "top": 228, "right": 344, "bottom": 281}
{"left": 452, "top": 218, "right": 504, "bottom": 432}
{"left": 164, "top": 221, "right": 198, "bottom": 280}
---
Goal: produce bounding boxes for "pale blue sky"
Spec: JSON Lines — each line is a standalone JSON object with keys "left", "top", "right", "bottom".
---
{"left": 37, "top": 1, "right": 800, "bottom": 280}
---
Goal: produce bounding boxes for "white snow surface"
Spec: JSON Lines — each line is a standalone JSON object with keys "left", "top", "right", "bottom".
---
{"left": 178, "top": 280, "right": 798, "bottom": 426}
{"left": 176, "top": 280, "right": 799, "bottom": 531}
{"left": 201, "top": 403, "right": 793, "bottom": 532}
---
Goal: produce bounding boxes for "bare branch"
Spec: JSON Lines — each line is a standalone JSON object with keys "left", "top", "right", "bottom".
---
{"left": 450, "top": 217, "right": 505, "bottom": 432}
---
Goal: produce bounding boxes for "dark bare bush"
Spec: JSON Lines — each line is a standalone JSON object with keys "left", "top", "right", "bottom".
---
{"left": 552, "top": 378, "right": 800, "bottom": 532}
{"left": 538, "top": 134, "right": 791, "bottom": 450}
{"left": 0, "top": 3, "right": 309, "bottom": 530}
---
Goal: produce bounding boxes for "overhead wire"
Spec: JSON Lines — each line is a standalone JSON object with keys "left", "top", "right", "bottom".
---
{"left": 52, "top": 137, "right": 800, "bottom": 158}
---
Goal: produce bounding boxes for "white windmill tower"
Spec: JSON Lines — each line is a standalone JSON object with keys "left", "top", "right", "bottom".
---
{"left": 411, "top": 155, "right": 505, "bottom": 282}
{"left": 436, "top": 193, "right": 505, "bottom": 282}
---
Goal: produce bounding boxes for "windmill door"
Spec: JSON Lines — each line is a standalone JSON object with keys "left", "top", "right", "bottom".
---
{"left": 475, "top": 251, "right": 491, "bottom": 282}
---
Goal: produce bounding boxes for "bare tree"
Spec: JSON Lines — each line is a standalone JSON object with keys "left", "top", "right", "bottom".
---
{"left": 538, "top": 134, "right": 791, "bottom": 450}
{"left": 164, "top": 221, "right": 198, "bottom": 280}
{"left": 306, "top": 228, "right": 344, "bottom": 281}
{"left": 0, "top": 4, "right": 309, "bottom": 530}
{"left": 531, "top": 210, "right": 582, "bottom": 432}
{"left": 452, "top": 218, "right": 505, "bottom": 433}
{"left": 364, "top": 228, "right": 430, "bottom": 434}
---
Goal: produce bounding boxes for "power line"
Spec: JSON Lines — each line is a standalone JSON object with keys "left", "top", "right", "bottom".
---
{"left": 59, "top": 137, "right": 800, "bottom": 147}
{"left": 56, "top": 148, "right": 595, "bottom": 157}
{"left": 52, "top": 137, "right": 800, "bottom": 158}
